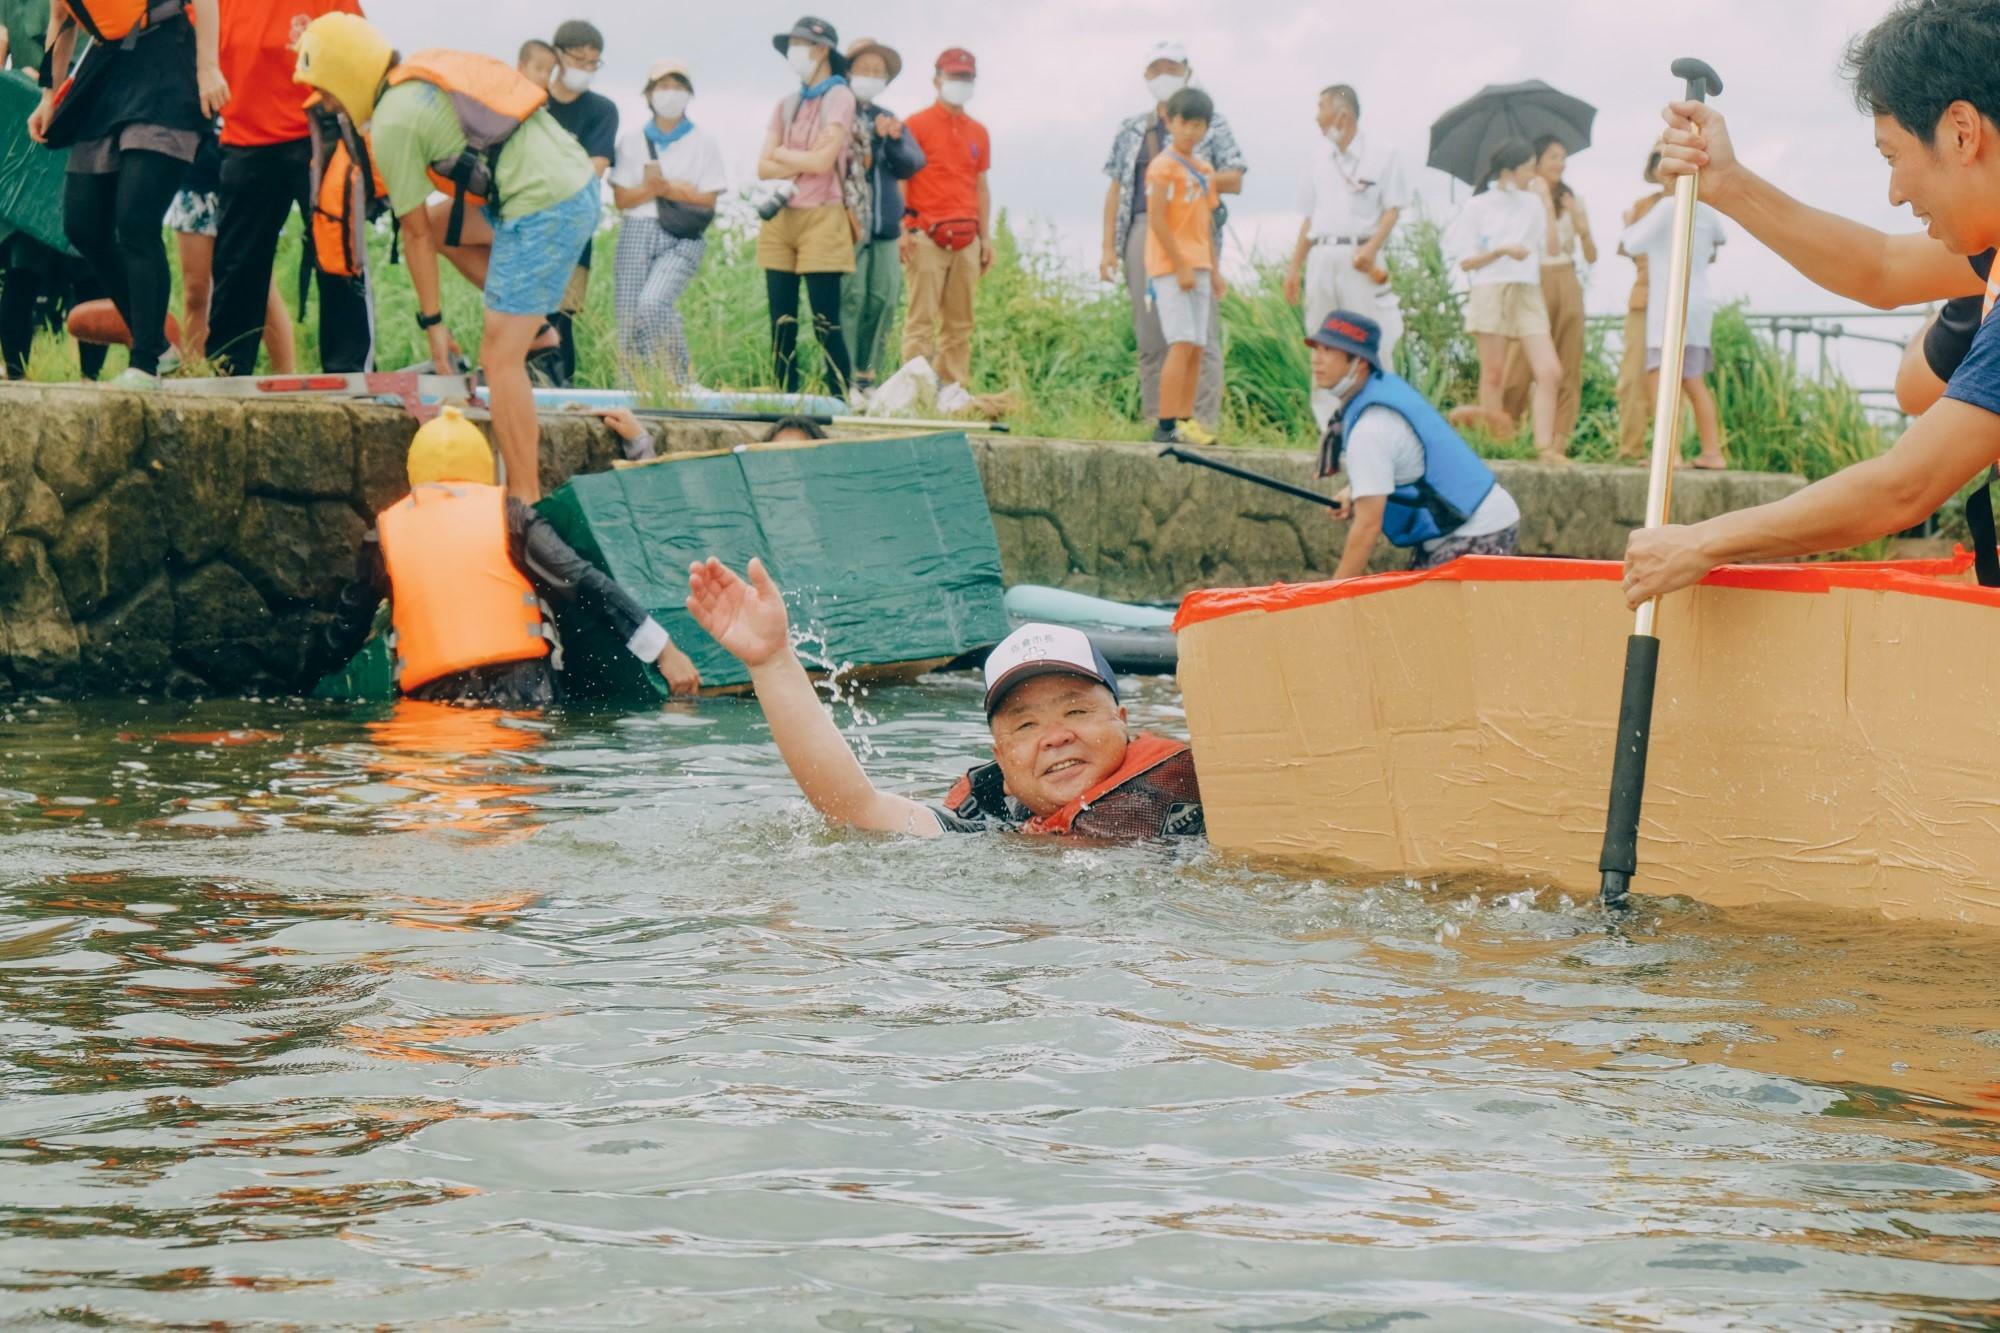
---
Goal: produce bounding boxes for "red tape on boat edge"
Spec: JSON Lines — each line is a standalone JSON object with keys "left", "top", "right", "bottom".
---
{"left": 1170, "top": 550, "right": 1989, "bottom": 633}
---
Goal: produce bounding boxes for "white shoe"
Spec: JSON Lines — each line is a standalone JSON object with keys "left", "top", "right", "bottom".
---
{"left": 108, "top": 367, "right": 159, "bottom": 389}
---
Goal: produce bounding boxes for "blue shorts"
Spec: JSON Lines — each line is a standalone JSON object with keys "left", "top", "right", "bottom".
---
{"left": 484, "top": 183, "right": 600, "bottom": 317}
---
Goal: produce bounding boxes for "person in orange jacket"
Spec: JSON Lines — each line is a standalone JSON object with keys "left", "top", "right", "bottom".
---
{"left": 305, "top": 408, "right": 700, "bottom": 709}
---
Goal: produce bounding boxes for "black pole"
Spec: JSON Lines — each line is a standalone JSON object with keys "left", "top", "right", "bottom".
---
{"left": 1158, "top": 445, "right": 1340, "bottom": 509}
{"left": 632, "top": 408, "right": 833, "bottom": 425}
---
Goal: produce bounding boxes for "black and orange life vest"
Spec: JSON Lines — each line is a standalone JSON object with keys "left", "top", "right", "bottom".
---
{"left": 944, "top": 734, "right": 1205, "bottom": 840}
{"left": 377, "top": 483, "right": 549, "bottom": 691}
{"left": 63, "top": 0, "right": 186, "bottom": 46}
{"left": 385, "top": 50, "right": 547, "bottom": 243}
{"left": 307, "top": 111, "right": 388, "bottom": 281}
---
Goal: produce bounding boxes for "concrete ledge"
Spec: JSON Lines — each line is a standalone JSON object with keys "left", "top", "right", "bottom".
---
{"left": 0, "top": 384, "right": 1806, "bottom": 694}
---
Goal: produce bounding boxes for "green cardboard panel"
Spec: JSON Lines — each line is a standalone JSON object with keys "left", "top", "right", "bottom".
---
{"left": 0, "top": 71, "right": 76, "bottom": 256}
{"left": 537, "top": 433, "right": 1011, "bottom": 702}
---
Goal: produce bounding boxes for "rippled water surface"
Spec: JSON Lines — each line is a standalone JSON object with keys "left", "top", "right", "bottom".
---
{"left": 0, "top": 678, "right": 1996, "bottom": 1330}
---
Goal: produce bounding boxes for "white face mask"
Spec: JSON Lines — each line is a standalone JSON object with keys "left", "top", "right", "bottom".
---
{"left": 650, "top": 88, "right": 690, "bottom": 120}
{"left": 554, "top": 64, "right": 593, "bottom": 94}
{"left": 849, "top": 74, "right": 888, "bottom": 104}
{"left": 939, "top": 78, "right": 974, "bottom": 107}
{"left": 786, "top": 43, "right": 822, "bottom": 82}
{"left": 1329, "top": 362, "right": 1365, "bottom": 403}
{"left": 1146, "top": 73, "right": 1187, "bottom": 105}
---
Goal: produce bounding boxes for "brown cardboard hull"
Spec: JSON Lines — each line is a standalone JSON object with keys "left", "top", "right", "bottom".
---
{"left": 1175, "top": 556, "right": 2000, "bottom": 928}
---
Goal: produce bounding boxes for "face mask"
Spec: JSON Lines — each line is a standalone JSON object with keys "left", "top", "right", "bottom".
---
{"left": 1329, "top": 362, "right": 1365, "bottom": 402}
{"left": 1323, "top": 122, "right": 1344, "bottom": 144}
{"left": 554, "top": 65, "right": 593, "bottom": 94}
{"left": 650, "top": 88, "right": 690, "bottom": 119}
{"left": 786, "top": 44, "right": 821, "bottom": 82}
{"left": 850, "top": 75, "right": 888, "bottom": 103}
{"left": 939, "top": 78, "right": 974, "bottom": 107}
{"left": 1146, "top": 73, "right": 1187, "bottom": 104}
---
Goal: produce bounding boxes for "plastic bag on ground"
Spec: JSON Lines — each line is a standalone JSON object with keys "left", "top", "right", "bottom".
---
{"left": 866, "top": 356, "right": 939, "bottom": 417}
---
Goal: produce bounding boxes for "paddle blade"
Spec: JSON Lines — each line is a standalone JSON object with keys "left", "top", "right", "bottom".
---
{"left": 1598, "top": 633, "right": 1662, "bottom": 907}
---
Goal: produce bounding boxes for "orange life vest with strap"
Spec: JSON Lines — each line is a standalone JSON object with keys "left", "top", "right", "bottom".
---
{"left": 63, "top": 0, "right": 186, "bottom": 46}
{"left": 385, "top": 50, "right": 548, "bottom": 246}
{"left": 308, "top": 112, "right": 389, "bottom": 281}
{"left": 376, "top": 483, "right": 550, "bottom": 691}
{"left": 943, "top": 733, "right": 1205, "bottom": 840}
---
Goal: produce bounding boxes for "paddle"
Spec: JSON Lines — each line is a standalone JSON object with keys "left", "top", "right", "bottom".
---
{"left": 1597, "top": 58, "right": 1723, "bottom": 910}
{"left": 1158, "top": 445, "right": 1343, "bottom": 509}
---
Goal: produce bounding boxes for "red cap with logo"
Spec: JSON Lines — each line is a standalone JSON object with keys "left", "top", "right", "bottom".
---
{"left": 936, "top": 47, "right": 977, "bottom": 76}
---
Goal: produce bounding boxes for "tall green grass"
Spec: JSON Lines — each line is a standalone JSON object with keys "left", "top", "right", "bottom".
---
{"left": 34, "top": 208, "right": 1889, "bottom": 480}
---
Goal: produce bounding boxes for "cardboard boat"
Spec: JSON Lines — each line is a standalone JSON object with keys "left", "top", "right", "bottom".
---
{"left": 1175, "top": 554, "right": 2000, "bottom": 928}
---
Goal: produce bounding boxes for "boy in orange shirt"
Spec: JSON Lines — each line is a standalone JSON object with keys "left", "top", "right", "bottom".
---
{"left": 1145, "top": 88, "right": 1226, "bottom": 445}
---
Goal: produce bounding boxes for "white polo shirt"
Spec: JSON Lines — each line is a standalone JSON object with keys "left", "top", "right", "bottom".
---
{"left": 1299, "top": 131, "right": 1410, "bottom": 245}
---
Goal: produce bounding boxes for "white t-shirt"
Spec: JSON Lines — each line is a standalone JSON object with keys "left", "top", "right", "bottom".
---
{"left": 1344, "top": 404, "right": 1521, "bottom": 548}
{"left": 1299, "top": 131, "right": 1410, "bottom": 243}
{"left": 1621, "top": 199, "right": 1726, "bottom": 350}
{"left": 1449, "top": 186, "right": 1550, "bottom": 287}
{"left": 608, "top": 123, "right": 728, "bottom": 221}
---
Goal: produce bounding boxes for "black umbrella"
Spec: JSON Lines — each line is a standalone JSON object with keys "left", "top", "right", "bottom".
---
{"left": 1427, "top": 80, "right": 1596, "bottom": 187}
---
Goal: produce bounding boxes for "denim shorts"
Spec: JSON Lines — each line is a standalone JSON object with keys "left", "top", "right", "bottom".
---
{"left": 484, "top": 183, "right": 601, "bottom": 317}
{"left": 1149, "top": 269, "right": 1213, "bottom": 346}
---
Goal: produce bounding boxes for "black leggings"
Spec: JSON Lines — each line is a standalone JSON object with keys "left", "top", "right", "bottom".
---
{"left": 0, "top": 241, "right": 107, "bottom": 380}
{"left": 765, "top": 269, "right": 850, "bottom": 395}
{"left": 64, "top": 150, "right": 186, "bottom": 375}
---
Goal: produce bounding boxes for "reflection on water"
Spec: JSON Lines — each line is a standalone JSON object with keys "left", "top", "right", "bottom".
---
{"left": 0, "top": 682, "right": 1995, "bottom": 1328}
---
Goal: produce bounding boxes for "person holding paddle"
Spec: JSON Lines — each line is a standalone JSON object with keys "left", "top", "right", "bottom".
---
{"left": 1622, "top": 0, "right": 2000, "bottom": 607}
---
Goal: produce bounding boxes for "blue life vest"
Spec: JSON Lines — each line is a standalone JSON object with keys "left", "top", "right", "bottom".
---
{"left": 1337, "top": 371, "right": 1499, "bottom": 547}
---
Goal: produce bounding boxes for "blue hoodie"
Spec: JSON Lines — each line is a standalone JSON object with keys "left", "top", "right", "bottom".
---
{"left": 857, "top": 100, "right": 926, "bottom": 242}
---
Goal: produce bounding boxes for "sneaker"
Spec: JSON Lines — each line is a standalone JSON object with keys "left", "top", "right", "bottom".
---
{"left": 107, "top": 367, "right": 159, "bottom": 390}
{"left": 1177, "top": 419, "right": 1219, "bottom": 447}
{"left": 1151, "top": 422, "right": 1178, "bottom": 445}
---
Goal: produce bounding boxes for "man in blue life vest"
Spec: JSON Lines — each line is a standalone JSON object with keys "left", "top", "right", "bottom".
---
{"left": 302, "top": 407, "right": 701, "bottom": 709}
{"left": 1309, "top": 310, "right": 1522, "bottom": 578}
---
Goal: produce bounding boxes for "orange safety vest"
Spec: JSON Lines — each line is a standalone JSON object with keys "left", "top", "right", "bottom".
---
{"left": 376, "top": 483, "right": 550, "bottom": 691}
{"left": 943, "top": 733, "right": 1205, "bottom": 839}
{"left": 64, "top": 0, "right": 185, "bottom": 45}
{"left": 308, "top": 114, "right": 388, "bottom": 281}
{"left": 385, "top": 50, "right": 547, "bottom": 242}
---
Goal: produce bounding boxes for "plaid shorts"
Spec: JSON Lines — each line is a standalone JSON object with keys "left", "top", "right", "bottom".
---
{"left": 1412, "top": 523, "right": 1519, "bottom": 570}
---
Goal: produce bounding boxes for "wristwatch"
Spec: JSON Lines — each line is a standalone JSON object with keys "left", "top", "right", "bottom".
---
{"left": 415, "top": 310, "right": 444, "bottom": 330}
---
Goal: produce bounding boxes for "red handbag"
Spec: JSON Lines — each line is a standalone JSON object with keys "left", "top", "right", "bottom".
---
{"left": 924, "top": 217, "right": 981, "bottom": 252}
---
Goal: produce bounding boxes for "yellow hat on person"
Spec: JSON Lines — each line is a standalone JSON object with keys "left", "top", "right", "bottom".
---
{"left": 293, "top": 12, "right": 394, "bottom": 124}
{"left": 407, "top": 407, "right": 496, "bottom": 487}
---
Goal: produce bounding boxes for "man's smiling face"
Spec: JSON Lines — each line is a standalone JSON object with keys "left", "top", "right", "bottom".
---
{"left": 988, "top": 675, "right": 1130, "bottom": 817}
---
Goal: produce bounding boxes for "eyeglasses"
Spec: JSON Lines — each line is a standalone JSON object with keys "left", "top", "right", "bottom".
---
{"left": 557, "top": 48, "right": 603, "bottom": 72}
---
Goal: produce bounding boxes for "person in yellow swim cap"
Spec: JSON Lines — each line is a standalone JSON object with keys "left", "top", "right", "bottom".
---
{"left": 302, "top": 408, "right": 701, "bottom": 708}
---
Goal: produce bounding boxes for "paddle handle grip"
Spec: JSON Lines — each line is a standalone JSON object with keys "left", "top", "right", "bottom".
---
{"left": 1598, "top": 633, "right": 1662, "bottom": 907}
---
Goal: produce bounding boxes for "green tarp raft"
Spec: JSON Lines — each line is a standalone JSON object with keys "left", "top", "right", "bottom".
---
{"left": 317, "top": 432, "right": 1013, "bottom": 704}
{"left": 0, "top": 72, "right": 76, "bottom": 257}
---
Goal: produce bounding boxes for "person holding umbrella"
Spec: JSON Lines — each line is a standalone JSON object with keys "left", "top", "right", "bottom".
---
{"left": 1448, "top": 139, "right": 1566, "bottom": 461}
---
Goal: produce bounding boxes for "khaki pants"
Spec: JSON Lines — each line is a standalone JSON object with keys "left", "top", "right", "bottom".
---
{"left": 1501, "top": 263, "right": 1584, "bottom": 445}
{"left": 1616, "top": 304, "right": 1651, "bottom": 458}
{"left": 902, "top": 230, "right": 979, "bottom": 387}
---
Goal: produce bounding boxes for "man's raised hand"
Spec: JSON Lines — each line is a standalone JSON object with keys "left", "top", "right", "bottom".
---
{"left": 686, "top": 557, "right": 791, "bottom": 669}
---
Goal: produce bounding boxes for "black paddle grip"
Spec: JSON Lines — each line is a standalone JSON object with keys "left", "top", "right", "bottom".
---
{"left": 1598, "top": 634, "right": 1662, "bottom": 907}
{"left": 1671, "top": 58, "right": 1723, "bottom": 103}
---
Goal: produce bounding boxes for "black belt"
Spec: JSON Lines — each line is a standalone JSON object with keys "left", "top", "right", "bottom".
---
{"left": 1314, "top": 235, "right": 1372, "bottom": 247}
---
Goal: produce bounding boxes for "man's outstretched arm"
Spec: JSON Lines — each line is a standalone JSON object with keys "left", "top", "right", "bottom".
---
{"left": 686, "top": 558, "right": 942, "bottom": 836}
{"left": 1658, "top": 99, "right": 1981, "bottom": 307}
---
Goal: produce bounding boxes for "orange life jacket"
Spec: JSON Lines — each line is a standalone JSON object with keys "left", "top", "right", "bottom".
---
{"left": 377, "top": 483, "right": 550, "bottom": 691}
{"left": 64, "top": 0, "right": 186, "bottom": 45}
{"left": 385, "top": 50, "right": 547, "bottom": 243}
{"left": 308, "top": 113, "right": 388, "bottom": 281}
{"left": 943, "top": 734, "right": 1205, "bottom": 840}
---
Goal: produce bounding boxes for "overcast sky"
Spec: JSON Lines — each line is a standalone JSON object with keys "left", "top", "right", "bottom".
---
{"left": 378, "top": 0, "right": 1929, "bottom": 386}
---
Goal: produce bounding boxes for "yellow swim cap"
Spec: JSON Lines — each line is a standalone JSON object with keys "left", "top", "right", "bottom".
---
{"left": 407, "top": 407, "right": 496, "bottom": 487}
{"left": 293, "top": 13, "right": 393, "bottom": 125}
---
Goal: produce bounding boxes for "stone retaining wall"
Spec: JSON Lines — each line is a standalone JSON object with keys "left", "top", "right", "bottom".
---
{"left": 0, "top": 385, "right": 1805, "bottom": 695}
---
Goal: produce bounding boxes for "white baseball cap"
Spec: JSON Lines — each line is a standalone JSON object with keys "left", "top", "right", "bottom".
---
{"left": 982, "top": 623, "right": 1119, "bottom": 717}
{"left": 1146, "top": 40, "right": 1190, "bottom": 67}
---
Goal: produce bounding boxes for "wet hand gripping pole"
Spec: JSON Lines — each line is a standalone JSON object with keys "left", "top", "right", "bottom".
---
{"left": 1599, "top": 58, "right": 1723, "bottom": 909}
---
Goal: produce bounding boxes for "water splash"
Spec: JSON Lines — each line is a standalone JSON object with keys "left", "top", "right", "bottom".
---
{"left": 785, "top": 594, "right": 879, "bottom": 759}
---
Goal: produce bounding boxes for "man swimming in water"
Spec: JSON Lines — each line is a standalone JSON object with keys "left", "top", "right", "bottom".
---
{"left": 684, "top": 557, "right": 1203, "bottom": 839}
